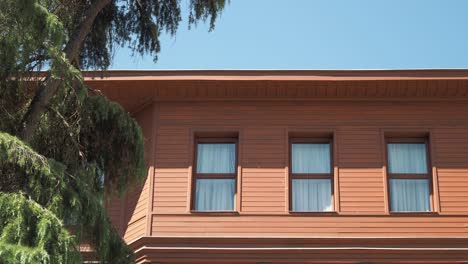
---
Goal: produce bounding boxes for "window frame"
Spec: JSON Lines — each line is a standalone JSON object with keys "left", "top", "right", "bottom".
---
{"left": 385, "top": 137, "right": 434, "bottom": 212}
{"left": 289, "top": 137, "right": 334, "bottom": 212}
{"left": 191, "top": 137, "right": 238, "bottom": 212}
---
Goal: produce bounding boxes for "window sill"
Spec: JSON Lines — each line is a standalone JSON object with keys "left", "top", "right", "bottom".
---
{"left": 190, "top": 210, "right": 239, "bottom": 216}
{"left": 389, "top": 211, "right": 439, "bottom": 216}
{"left": 289, "top": 211, "right": 338, "bottom": 216}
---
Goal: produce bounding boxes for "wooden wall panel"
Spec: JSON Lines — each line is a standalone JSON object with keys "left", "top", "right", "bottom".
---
{"left": 338, "top": 168, "right": 385, "bottom": 214}
{"left": 337, "top": 128, "right": 385, "bottom": 214}
{"left": 155, "top": 126, "right": 190, "bottom": 169}
{"left": 153, "top": 168, "right": 189, "bottom": 213}
{"left": 241, "top": 169, "right": 286, "bottom": 213}
{"left": 149, "top": 100, "right": 468, "bottom": 237}
{"left": 124, "top": 216, "right": 147, "bottom": 242}
{"left": 151, "top": 215, "right": 468, "bottom": 236}
{"left": 434, "top": 128, "right": 468, "bottom": 214}
{"left": 153, "top": 125, "right": 190, "bottom": 214}
{"left": 241, "top": 128, "right": 286, "bottom": 213}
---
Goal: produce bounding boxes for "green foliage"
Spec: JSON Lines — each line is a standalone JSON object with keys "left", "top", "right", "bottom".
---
{"left": 0, "top": 131, "right": 136, "bottom": 263}
{"left": 0, "top": 132, "right": 66, "bottom": 213}
{"left": 72, "top": 0, "right": 228, "bottom": 69}
{"left": 81, "top": 95, "right": 146, "bottom": 194}
{"left": 0, "top": 193, "right": 79, "bottom": 264}
{"left": 0, "top": 0, "right": 226, "bottom": 263}
{"left": 0, "top": 0, "right": 143, "bottom": 261}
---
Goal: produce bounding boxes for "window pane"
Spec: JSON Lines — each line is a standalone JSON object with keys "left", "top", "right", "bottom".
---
{"left": 388, "top": 143, "right": 428, "bottom": 174}
{"left": 197, "top": 143, "right": 236, "bottom": 173}
{"left": 292, "top": 143, "right": 331, "bottom": 174}
{"left": 390, "top": 179, "right": 430, "bottom": 212}
{"left": 195, "top": 179, "right": 235, "bottom": 211}
{"left": 292, "top": 179, "right": 332, "bottom": 212}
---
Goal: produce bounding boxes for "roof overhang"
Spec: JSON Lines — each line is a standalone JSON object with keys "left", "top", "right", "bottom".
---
{"left": 83, "top": 70, "right": 468, "bottom": 113}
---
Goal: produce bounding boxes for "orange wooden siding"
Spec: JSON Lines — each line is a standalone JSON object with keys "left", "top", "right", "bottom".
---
{"left": 81, "top": 71, "right": 468, "bottom": 264}
{"left": 151, "top": 215, "right": 468, "bottom": 236}
{"left": 434, "top": 128, "right": 468, "bottom": 214}
{"left": 87, "top": 71, "right": 468, "bottom": 263}
{"left": 145, "top": 100, "right": 468, "bottom": 237}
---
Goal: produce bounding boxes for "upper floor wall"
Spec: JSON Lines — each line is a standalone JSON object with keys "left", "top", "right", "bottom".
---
{"left": 89, "top": 70, "right": 468, "bottom": 242}
{"left": 149, "top": 100, "right": 468, "bottom": 237}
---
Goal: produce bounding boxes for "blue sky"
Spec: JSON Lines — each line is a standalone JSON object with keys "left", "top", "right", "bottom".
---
{"left": 110, "top": 0, "right": 468, "bottom": 69}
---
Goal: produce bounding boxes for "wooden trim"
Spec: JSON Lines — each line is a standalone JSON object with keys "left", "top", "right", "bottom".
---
{"left": 129, "top": 235, "right": 468, "bottom": 249}
{"left": 196, "top": 137, "right": 238, "bottom": 143}
{"left": 291, "top": 173, "right": 332, "bottom": 179}
{"left": 381, "top": 130, "right": 390, "bottom": 214}
{"left": 129, "top": 235, "right": 468, "bottom": 264}
{"left": 191, "top": 135, "right": 239, "bottom": 212}
{"left": 386, "top": 137, "right": 428, "bottom": 143}
{"left": 236, "top": 130, "right": 243, "bottom": 213}
{"left": 145, "top": 103, "right": 157, "bottom": 236}
{"left": 186, "top": 130, "right": 194, "bottom": 213}
{"left": 289, "top": 137, "right": 331, "bottom": 143}
{"left": 284, "top": 128, "right": 290, "bottom": 213}
{"left": 389, "top": 174, "right": 430, "bottom": 179}
{"left": 189, "top": 211, "right": 240, "bottom": 215}
{"left": 81, "top": 69, "right": 468, "bottom": 80}
{"left": 195, "top": 173, "right": 236, "bottom": 179}
{"left": 332, "top": 130, "right": 340, "bottom": 213}
{"left": 389, "top": 211, "right": 440, "bottom": 216}
{"left": 151, "top": 211, "right": 468, "bottom": 217}
{"left": 429, "top": 130, "right": 441, "bottom": 213}
{"left": 289, "top": 211, "right": 339, "bottom": 216}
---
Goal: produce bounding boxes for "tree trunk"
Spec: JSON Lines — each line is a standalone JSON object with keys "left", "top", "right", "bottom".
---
{"left": 19, "top": 0, "right": 112, "bottom": 142}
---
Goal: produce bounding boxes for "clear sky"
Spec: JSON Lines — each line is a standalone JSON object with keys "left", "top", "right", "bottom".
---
{"left": 110, "top": 0, "right": 468, "bottom": 70}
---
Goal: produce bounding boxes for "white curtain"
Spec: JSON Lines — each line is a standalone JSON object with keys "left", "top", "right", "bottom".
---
{"left": 292, "top": 179, "right": 332, "bottom": 212}
{"left": 388, "top": 143, "right": 427, "bottom": 174}
{"left": 292, "top": 143, "right": 331, "bottom": 174}
{"left": 390, "top": 179, "right": 430, "bottom": 212}
{"left": 197, "top": 143, "right": 236, "bottom": 173}
{"left": 195, "top": 179, "right": 235, "bottom": 211}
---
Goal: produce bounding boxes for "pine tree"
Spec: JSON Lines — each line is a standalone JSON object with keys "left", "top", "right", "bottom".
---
{"left": 0, "top": 0, "right": 226, "bottom": 263}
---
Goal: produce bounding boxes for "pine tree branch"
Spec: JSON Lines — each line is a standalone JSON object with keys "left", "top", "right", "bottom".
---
{"left": 46, "top": 106, "right": 86, "bottom": 164}
{"left": 19, "top": 0, "right": 112, "bottom": 142}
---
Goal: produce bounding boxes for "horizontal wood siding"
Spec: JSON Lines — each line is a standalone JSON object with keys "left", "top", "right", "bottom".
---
{"left": 153, "top": 124, "right": 190, "bottom": 213}
{"left": 242, "top": 128, "right": 286, "bottom": 213}
{"left": 153, "top": 168, "right": 189, "bottom": 213}
{"left": 434, "top": 128, "right": 468, "bottom": 214}
{"left": 241, "top": 168, "right": 286, "bottom": 213}
{"left": 337, "top": 128, "right": 385, "bottom": 214}
{"left": 151, "top": 101, "right": 468, "bottom": 237}
{"left": 124, "top": 177, "right": 149, "bottom": 230}
{"left": 124, "top": 216, "right": 146, "bottom": 242}
{"left": 338, "top": 168, "right": 386, "bottom": 214}
{"left": 151, "top": 215, "right": 468, "bottom": 236}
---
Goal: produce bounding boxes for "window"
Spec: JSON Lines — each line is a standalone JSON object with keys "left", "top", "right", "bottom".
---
{"left": 290, "top": 138, "right": 333, "bottom": 212}
{"left": 386, "top": 139, "right": 431, "bottom": 212}
{"left": 193, "top": 138, "right": 237, "bottom": 211}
